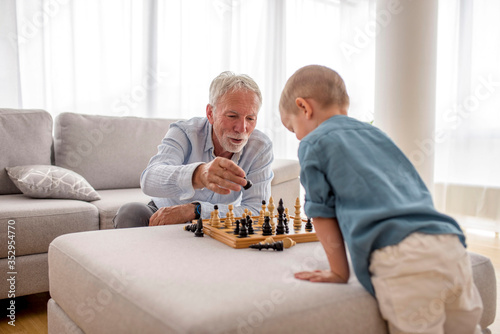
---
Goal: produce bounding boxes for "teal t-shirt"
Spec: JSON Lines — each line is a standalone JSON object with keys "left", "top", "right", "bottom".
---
{"left": 298, "top": 115, "right": 465, "bottom": 296}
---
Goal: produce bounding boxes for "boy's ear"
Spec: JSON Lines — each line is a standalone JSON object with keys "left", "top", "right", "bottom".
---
{"left": 295, "top": 97, "right": 313, "bottom": 119}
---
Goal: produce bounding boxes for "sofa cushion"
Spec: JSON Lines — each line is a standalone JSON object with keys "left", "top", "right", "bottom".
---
{"left": 49, "top": 226, "right": 388, "bottom": 334}
{"left": 6, "top": 165, "right": 100, "bottom": 201}
{"left": 0, "top": 253, "right": 49, "bottom": 299}
{"left": 91, "top": 188, "right": 151, "bottom": 229}
{"left": 0, "top": 195, "right": 99, "bottom": 258}
{"left": 0, "top": 109, "right": 53, "bottom": 195}
{"left": 470, "top": 251, "right": 497, "bottom": 329}
{"left": 54, "top": 113, "right": 178, "bottom": 190}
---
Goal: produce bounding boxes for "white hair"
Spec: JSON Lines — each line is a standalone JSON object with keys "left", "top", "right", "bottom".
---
{"left": 209, "top": 71, "right": 262, "bottom": 110}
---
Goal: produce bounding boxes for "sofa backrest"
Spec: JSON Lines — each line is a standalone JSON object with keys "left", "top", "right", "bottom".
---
{"left": 0, "top": 109, "right": 54, "bottom": 195}
{"left": 54, "top": 113, "right": 178, "bottom": 190}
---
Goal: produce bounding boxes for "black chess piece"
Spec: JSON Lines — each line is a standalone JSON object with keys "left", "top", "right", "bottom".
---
{"left": 284, "top": 216, "right": 289, "bottom": 234}
{"left": 276, "top": 217, "right": 285, "bottom": 235}
{"left": 277, "top": 198, "right": 285, "bottom": 216}
{"left": 194, "top": 217, "right": 204, "bottom": 237}
{"left": 249, "top": 241, "right": 284, "bottom": 251}
{"left": 239, "top": 220, "right": 248, "bottom": 238}
{"left": 246, "top": 215, "right": 254, "bottom": 235}
{"left": 184, "top": 223, "right": 197, "bottom": 232}
{"left": 276, "top": 198, "right": 285, "bottom": 235}
{"left": 262, "top": 215, "right": 272, "bottom": 236}
{"left": 233, "top": 220, "right": 240, "bottom": 235}
{"left": 305, "top": 218, "right": 313, "bottom": 231}
{"left": 243, "top": 177, "right": 253, "bottom": 190}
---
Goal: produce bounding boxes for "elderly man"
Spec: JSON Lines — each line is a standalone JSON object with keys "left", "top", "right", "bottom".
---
{"left": 113, "top": 71, "right": 274, "bottom": 228}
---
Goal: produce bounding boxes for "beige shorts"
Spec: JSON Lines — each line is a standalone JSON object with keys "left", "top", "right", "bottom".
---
{"left": 369, "top": 233, "right": 483, "bottom": 334}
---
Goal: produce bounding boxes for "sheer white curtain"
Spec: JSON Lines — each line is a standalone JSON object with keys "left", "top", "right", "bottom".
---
{"left": 0, "top": 0, "right": 375, "bottom": 159}
{"left": 434, "top": 0, "right": 500, "bottom": 229}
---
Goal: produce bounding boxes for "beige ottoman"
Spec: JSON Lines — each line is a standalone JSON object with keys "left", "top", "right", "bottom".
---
{"left": 48, "top": 226, "right": 496, "bottom": 333}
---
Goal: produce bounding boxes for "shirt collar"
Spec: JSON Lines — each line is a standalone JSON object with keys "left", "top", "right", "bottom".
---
{"left": 204, "top": 119, "right": 243, "bottom": 164}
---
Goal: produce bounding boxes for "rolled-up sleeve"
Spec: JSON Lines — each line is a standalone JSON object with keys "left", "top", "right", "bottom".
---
{"left": 299, "top": 142, "right": 336, "bottom": 219}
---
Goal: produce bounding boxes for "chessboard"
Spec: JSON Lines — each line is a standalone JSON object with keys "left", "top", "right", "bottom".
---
{"left": 186, "top": 197, "right": 318, "bottom": 249}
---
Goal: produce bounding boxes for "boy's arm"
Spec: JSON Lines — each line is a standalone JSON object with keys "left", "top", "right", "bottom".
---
{"left": 295, "top": 217, "right": 350, "bottom": 283}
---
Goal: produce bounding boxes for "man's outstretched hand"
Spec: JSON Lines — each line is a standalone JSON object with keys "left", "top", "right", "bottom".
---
{"left": 149, "top": 203, "right": 195, "bottom": 226}
{"left": 192, "top": 157, "right": 247, "bottom": 195}
{"left": 294, "top": 270, "right": 348, "bottom": 284}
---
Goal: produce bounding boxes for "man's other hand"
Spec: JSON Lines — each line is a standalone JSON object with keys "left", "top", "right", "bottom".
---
{"left": 149, "top": 203, "right": 195, "bottom": 226}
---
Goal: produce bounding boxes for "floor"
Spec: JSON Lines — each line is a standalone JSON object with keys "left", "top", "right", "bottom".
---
{"left": 0, "top": 228, "right": 499, "bottom": 334}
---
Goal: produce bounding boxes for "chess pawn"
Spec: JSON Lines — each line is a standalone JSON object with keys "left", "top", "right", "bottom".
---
{"left": 228, "top": 204, "right": 235, "bottom": 222}
{"left": 246, "top": 215, "right": 254, "bottom": 235}
{"left": 194, "top": 217, "right": 204, "bottom": 237}
{"left": 293, "top": 198, "right": 302, "bottom": 229}
{"left": 233, "top": 220, "right": 240, "bottom": 235}
{"left": 238, "top": 220, "right": 248, "bottom": 238}
{"left": 258, "top": 209, "right": 264, "bottom": 226}
{"left": 212, "top": 205, "right": 221, "bottom": 228}
{"left": 225, "top": 212, "right": 232, "bottom": 228}
{"left": 262, "top": 215, "right": 272, "bottom": 236}
{"left": 261, "top": 200, "right": 267, "bottom": 218}
{"left": 282, "top": 237, "right": 296, "bottom": 248}
{"left": 305, "top": 218, "right": 313, "bottom": 231}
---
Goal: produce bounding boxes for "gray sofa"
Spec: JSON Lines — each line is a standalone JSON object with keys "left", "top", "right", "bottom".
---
{"left": 0, "top": 108, "right": 301, "bottom": 299}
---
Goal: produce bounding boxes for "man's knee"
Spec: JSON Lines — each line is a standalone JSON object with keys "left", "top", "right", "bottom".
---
{"left": 113, "top": 202, "right": 153, "bottom": 229}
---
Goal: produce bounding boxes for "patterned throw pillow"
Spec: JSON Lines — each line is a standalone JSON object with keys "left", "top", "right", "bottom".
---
{"left": 6, "top": 165, "right": 100, "bottom": 201}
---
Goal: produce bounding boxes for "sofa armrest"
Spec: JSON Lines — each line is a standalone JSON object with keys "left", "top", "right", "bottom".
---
{"left": 270, "top": 159, "right": 301, "bottom": 212}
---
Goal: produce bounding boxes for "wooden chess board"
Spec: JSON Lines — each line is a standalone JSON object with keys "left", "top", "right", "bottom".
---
{"left": 195, "top": 216, "right": 318, "bottom": 249}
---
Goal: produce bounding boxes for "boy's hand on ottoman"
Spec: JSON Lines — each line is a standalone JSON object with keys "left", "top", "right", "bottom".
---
{"left": 294, "top": 270, "right": 348, "bottom": 284}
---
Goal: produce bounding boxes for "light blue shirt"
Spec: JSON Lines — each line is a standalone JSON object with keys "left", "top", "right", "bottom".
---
{"left": 141, "top": 117, "right": 274, "bottom": 219}
{"left": 298, "top": 115, "right": 465, "bottom": 296}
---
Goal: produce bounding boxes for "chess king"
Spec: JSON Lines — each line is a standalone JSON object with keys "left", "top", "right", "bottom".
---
{"left": 113, "top": 71, "right": 274, "bottom": 228}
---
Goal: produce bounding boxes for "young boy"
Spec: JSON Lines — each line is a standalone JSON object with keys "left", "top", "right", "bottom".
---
{"left": 279, "top": 65, "right": 483, "bottom": 333}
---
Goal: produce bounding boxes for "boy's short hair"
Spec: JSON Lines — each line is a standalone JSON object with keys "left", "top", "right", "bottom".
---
{"left": 279, "top": 65, "right": 349, "bottom": 114}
